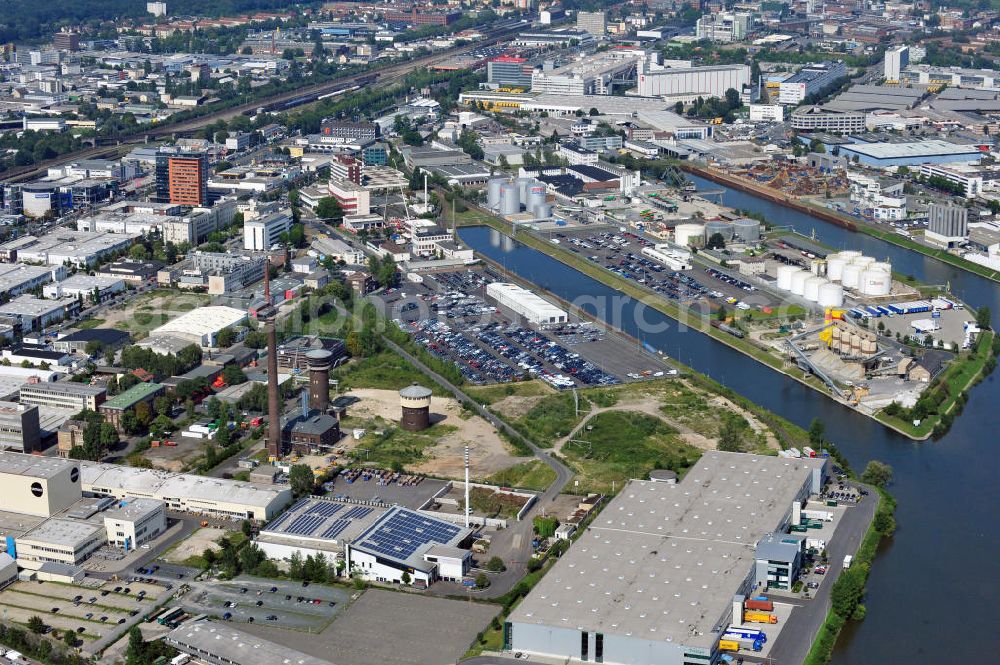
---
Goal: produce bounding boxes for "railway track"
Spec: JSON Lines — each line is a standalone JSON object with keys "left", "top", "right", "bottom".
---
{"left": 3, "top": 24, "right": 524, "bottom": 184}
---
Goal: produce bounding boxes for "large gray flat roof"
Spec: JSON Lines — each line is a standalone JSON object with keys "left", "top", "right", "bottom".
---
{"left": 0, "top": 450, "right": 77, "bottom": 480}
{"left": 165, "top": 620, "right": 334, "bottom": 665}
{"left": 508, "top": 452, "right": 826, "bottom": 649}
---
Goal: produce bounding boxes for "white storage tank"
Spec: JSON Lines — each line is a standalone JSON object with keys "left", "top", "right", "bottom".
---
{"left": 840, "top": 250, "right": 863, "bottom": 261}
{"left": 705, "top": 220, "right": 734, "bottom": 241}
{"left": 826, "top": 256, "right": 847, "bottom": 282}
{"left": 500, "top": 183, "right": 519, "bottom": 216}
{"left": 527, "top": 185, "right": 546, "bottom": 214}
{"left": 515, "top": 177, "right": 534, "bottom": 206}
{"left": 870, "top": 261, "right": 892, "bottom": 275}
{"left": 487, "top": 178, "right": 506, "bottom": 210}
{"left": 804, "top": 276, "right": 827, "bottom": 302}
{"left": 533, "top": 203, "right": 553, "bottom": 220}
{"left": 842, "top": 263, "right": 864, "bottom": 290}
{"left": 790, "top": 269, "right": 810, "bottom": 295}
{"left": 810, "top": 259, "right": 823, "bottom": 275}
{"left": 776, "top": 265, "right": 800, "bottom": 291}
{"left": 852, "top": 255, "right": 875, "bottom": 269}
{"left": 860, "top": 269, "right": 892, "bottom": 296}
{"left": 817, "top": 283, "right": 845, "bottom": 308}
{"left": 675, "top": 223, "right": 705, "bottom": 246}
{"left": 733, "top": 218, "right": 761, "bottom": 243}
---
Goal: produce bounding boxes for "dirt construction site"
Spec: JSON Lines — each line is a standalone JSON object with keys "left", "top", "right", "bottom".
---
{"left": 340, "top": 388, "right": 532, "bottom": 479}
{"left": 161, "top": 527, "right": 228, "bottom": 564}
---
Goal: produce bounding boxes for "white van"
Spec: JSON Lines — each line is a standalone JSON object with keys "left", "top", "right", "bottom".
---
{"left": 843, "top": 555, "right": 853, "bottom": 569}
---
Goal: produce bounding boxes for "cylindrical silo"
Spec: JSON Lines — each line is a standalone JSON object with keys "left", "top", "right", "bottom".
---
{"left": 810, "top": 259, "right": 823, "bottom": 275}
{"left": 515, "top": 177, "right": 534, "bottom": 206}
{"left": 400, "top": 384, "right": 432, "bottom": 431}
{"left": 526, "top": 185, "right": 546, "bottom": 214}
{"left": 860, "top": 269, "right": 892, "bottom": 296}
{"left": 842, "top": 263, "right": 863, "bottom": 290}
{"left": 487, "top": 178, "right": 506, "bottom": 210}
{"left": 790, "top": 269, "right": 810, "bottom": 295}
{"left": 870, "top": 261, "right": 892, "bottom": 275}
{"left": 705, "top": 220, "right": 734, "bottom": 241}
{"left": 804, "top": 276, "right": 826, "bottom": 302}
{"left": 776, "top": 265, "right": 799, "bottom": 291}
{"left": 840, "top": 250, "right": 863, "bottom": 261}
{"left": 500, "top": 183, "right": 519, "bottom": 216}
{"left": 675, "top": 223, "right": 705, "bottom": 246}
{"left": 826, "top": 255, "right": 847, "bottom": 282}
{"left": 732, "top": 218, "right": 761, "bottom": 243}
{"left": 852, "top": 255, "right": 875, "bottom": 269}
{"left": 818, "top": 283, "right": 844, "bottom": 308}
{"left": 533, "top": 203, "right": 552, "bottom": 220}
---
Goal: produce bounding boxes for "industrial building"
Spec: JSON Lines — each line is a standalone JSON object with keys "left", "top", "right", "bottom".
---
{"left": 346, "top": 506, "right": 473, "bottom": 585}
{"left": 42, "top": 274, "right": 125, "bottom": 302}
{"left": 244, "top": 210, "right": 292, "bottom": 251}
{"left": 52, "top": 328, "right": 130, "bottom": 355}
{"left": 0, "top": 452, "right": 81, "bottom": 518}
{"left": 81, "top": 462, "right": 291, "bottom": 521}
{"left": 486, "top": 282, "right": 568, "bottom": 325}
{"left": 142, "top": 306, "right": 247, "bottom": 349}
{"left": 696, "top": 11, "right": 754, "bottom": 43}
{"left": 0, "top": 264, "right": 63, "bottom": 299}
{"left": 488, "top": 56, "right": 533, "bottom": 89}
{"left": 255, "top": 497, "right": 386, "bottom": 562}
{"left": 836, "top": 140, "right": 983, "bottom": 167}
{"left": 790, "top": 106, "right": 866, "bottom": 133}
{"left": 637, "top": 64, "right": 751, "bottom": 103}
{"left": 778, "top": 61, "right": 849, "bottom": 105}
{"left": 0, "top": 401, "right": 41, "bottom": 453}
{"left": 576, "top": 11, "right": 606, "bottom": 36}
{"left": 102, "top": 498, "right": 167, "bottom": 550}
{"left": 926, "top": 203, "right": 968, "bottom": 247}
{"left": 166, "top": 620, "right": 333, "bottom": 665}
{"left": 506, "top": 452, "right": 828, "bottom": 665}
{"left": 0, "top": 230, "right": 137, "bottom": 268}
{"left": 18, "top": 382, "right": 106, "bottom": 412}
{"left": 884, "top": 46, "right": 910, "bottom": 83}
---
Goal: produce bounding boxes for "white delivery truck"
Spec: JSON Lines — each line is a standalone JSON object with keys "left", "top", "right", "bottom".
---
{"left": 843, "top": 555, "right": 853, "bottom": 569}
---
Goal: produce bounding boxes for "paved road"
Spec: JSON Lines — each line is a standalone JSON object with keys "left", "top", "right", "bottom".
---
{"left": 765, "top": 481, "right": 878, "bottom": 665}
{"left": 380, "top": 338, "right": 573, "bottom": 599}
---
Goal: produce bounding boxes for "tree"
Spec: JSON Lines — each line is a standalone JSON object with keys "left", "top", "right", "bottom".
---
{"left": 216, "top": 326, "right": 236, "bottom": 348}
{"left": 976, "top": 306, "right": 991, "bottom": 330}
{"left": 808, "top": 418, "right": 826, "bottom": 445}
{"left": 861, "top": 460, "right": 893, "bottom": 488}
{"left": 830, "top": 565, "right": 866, "bottom": 619}
{"left": 134, "top": 401, "right": 153, "bottom": 428}
{"left": 154, "top": 396, "right": 172, "bottom": 417}
{"left": 84, "top": 339, "right": 104, "bottom": 357}
{"left": 315, "top": 196, "right": 343, "bottom": 223}
{"left": 400, "top": 570, "right": 411, "bottom": 585}
{"left": 27, "top": 615, "right": 45, "bottom": 634}
{"left": 475, "top": 572, "right": 489, "bottom": 589}
{"left": 717, "top": 417, "right": 743, "bottom": 452}
{"left": 706, "top": 232, "right": 726, "bottom": 250}
{"left": 289, "top": 464, "right": 314, "bottom": 498}
{"left": 486, "top": 556, "right": 506, "bottom": 572}
{"left": 129, "top": 244, "right": 149, "bottom": 261}
{"left": 64, "top": 628, "right": 77, "bottom": 648}
{"left": 222, "top": 365, "right": 247, "bottom": 385}
{"left": 589, "top": 107, "right": 600, "bottom": 116}
{"left": 120, "top": 410, "right": 140, "bottom": 436}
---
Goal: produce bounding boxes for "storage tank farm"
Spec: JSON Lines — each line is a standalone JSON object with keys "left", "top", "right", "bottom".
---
{"left": 772, "top": 250, "right": 888, "bottom": 306}
{"left": 675, "top": 223, "right": 705, "bottom": 246}
{"left": 705, "top": 220, "right": 734, "bottom": 241}
{"left": 488, "top": 176, "right": 552, "bottom": 220}
{"left": 732, "top": 218, "right": 761, "bottom": 243}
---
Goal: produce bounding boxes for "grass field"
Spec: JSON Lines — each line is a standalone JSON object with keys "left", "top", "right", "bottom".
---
{"left": 74, "top": 318, "right": 105, "bottom": 330}
{"left": 349, "top": 422, "right": 458, "bottom": 469}
{"left": 106, "top": 290, "right": 212, "bottom": 338}
{"left": 563, "top": 411, "right": 701, "bottom": 493}
{"left": 465, "top": 380, "right": 554, "bottom": 405}
{"left": 513, "top": 392, "right": 588, "bottom": 447}
{"left": 332, "top": 350, "right": 448, "bottom": 395}
{"left": 484, "top": 460, "right": 557, "bottom": 491}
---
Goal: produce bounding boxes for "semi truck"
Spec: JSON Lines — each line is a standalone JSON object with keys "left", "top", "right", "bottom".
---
{"left": 744, "top": 598, "right": 773, "bottom": 612}
{"left": 724, "top": 627, "right": 767, "bottom": 643}
{"left": 743, "top": 611, "right": 778, "bottom": 624}
{"left": 801, "top": 510, "right": 833, "bottom": 522}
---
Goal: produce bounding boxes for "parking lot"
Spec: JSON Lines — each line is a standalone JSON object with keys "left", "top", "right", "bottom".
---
{"left": 0, "top": 579, "right": 166, "bottom": 651}
{"left": 177, "top": 576, "right": 351, "bottom": 631}
{"left": 556, "top": 229, "right": 786, "bottom": 312}
{"left": 325, "top": 473, "right": 447, "bottom": 510}
{"left": 240, "top": 589, "right": 498, "bottom": 665}
{"left": 378, "top": 269, "right": 668, "bottom": 388}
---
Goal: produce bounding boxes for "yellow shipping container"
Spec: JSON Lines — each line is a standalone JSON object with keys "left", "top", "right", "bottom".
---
{"left": 719, "top": 640, "right": 740, "bottom": 652}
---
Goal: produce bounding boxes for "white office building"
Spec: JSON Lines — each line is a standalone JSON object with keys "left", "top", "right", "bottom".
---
{"left": 638, "top": 63, "right": 751, "bottom": 102}
{"left": 779, "top": 61, "right": 849, "bottom": 105}
{"left": 486, "top": 282, "right": 567, "bottom": 325}
{"left": 884, "top": 46, "right": 909, "bottom": 82}
{"left": 244, "top": 210, "right": 292, "bottom": 251}
{"left": 696, "top": 12, "right": 754, "bottom": 43}
{"left": 103, "top": 498, "right": 168, "bottom": 551}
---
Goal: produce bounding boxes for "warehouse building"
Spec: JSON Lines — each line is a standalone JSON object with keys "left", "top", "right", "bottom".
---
{"left": 637, "top": 64, "right": 751, "bottom": 103}
{"left": 0, "top": 451, "right": 82, "bottom": 518}
{"left": 42, "top": 274, "right": 125, "bottom": 303}
{"left": 346, "top": 506, "right": 473, "bottom": 585}
{"left": 14, "top": 518, "right": 105, "bottom": 571}
{"left": 18, "top": 382, "right": 106, "bottom": 412}
{"left": 0, "top": 295, "right": 79, "bottom": 331}
{"left": 103, "top": 498, "right": 167, "bottom": 551}
{"left": 52, "top": 328, "right": 130, "bottom": 355}
{"left": 506, "top": 451, "right": 827, "bottom": 665}
{"left": 0, "top": 401, "right": 41, "bottom": 454}
{"left": 778, "top": 61, "right": 849, "bottom": 105}
{"left": 255, "top": 497, "right": 386, "bottom": 562}
{"left": 142, "top": 306, "right": 247, "bottom": 349}
{"left": 81, "top": 462, "right": 291, "bottom": 521}
{"left": 836, "top": 139, "right": 983, "bottom": 167}
{"left": 0, "top": 553, "right": 16, "bottom": 590}
{"left": 486, "top": 282, "right": 567, "bottom": 325}
{"left": 166, "top": 620, "right": 333, "bottom": 665}
{"left": 0, "top": 230, "right": 137, "bottom": 268}
{"left": 0, "top": 264, "right": 63, "bottom": 298}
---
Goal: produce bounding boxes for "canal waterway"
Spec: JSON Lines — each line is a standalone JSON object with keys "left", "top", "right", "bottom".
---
{"left": 459, "top": 183, "right": 1000, "bottom": 663}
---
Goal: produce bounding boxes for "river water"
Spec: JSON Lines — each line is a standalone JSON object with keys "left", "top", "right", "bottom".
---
{"left": 458, "top": 179, "right": 1000, "bottom": 664}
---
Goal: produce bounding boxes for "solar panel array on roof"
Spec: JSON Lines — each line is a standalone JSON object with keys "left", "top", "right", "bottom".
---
{"left": 262, "top": 498, "right": 309, "bottom": 531}
{"left": 262, "top": 499, "right": 379, "bottom": 541}
{"left": 356, "top": 510, "right": 462, "bottom": 561}
{"left": 307, "top": 502, "right": 344, "bottom": 518}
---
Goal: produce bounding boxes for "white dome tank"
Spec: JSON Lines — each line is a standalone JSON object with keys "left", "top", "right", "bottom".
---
{"left": 840, "top": 250, "right": 863, "bottom": 260}
{"left": 860, "top": 269, "right": 892, "bottom": 296}
{"left": 842, "top": 263, "right": 864, "bottom": 290}
{"left": 852, "top": 255, "right": 875, "bottom": 268}
{"left": 817, "top": 283, "right": 845, "bottom": 308}
{"left": 776, "top": 265, "right": 800, "bottom": 291}
{"left": 790, "top": 270, "right": 810, "bottom": 295}
{"left": 870, "top": 261, "right": 892, "bottom": 275}
{"left": 804, "top": 276, "right": 827, "bottom": 302}
{"left": 675, "top": 223, "right": 705, "bottom": 246}
{"left": 826, "top": 256, "right": 847, "bottom": 282}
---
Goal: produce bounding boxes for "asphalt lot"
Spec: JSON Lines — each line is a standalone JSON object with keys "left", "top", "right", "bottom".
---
{"left": 326, "top": 474, "right": 446, "bottom": 510}
{"left": 240, "top": 589, "right": 497, "bottom": 665}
